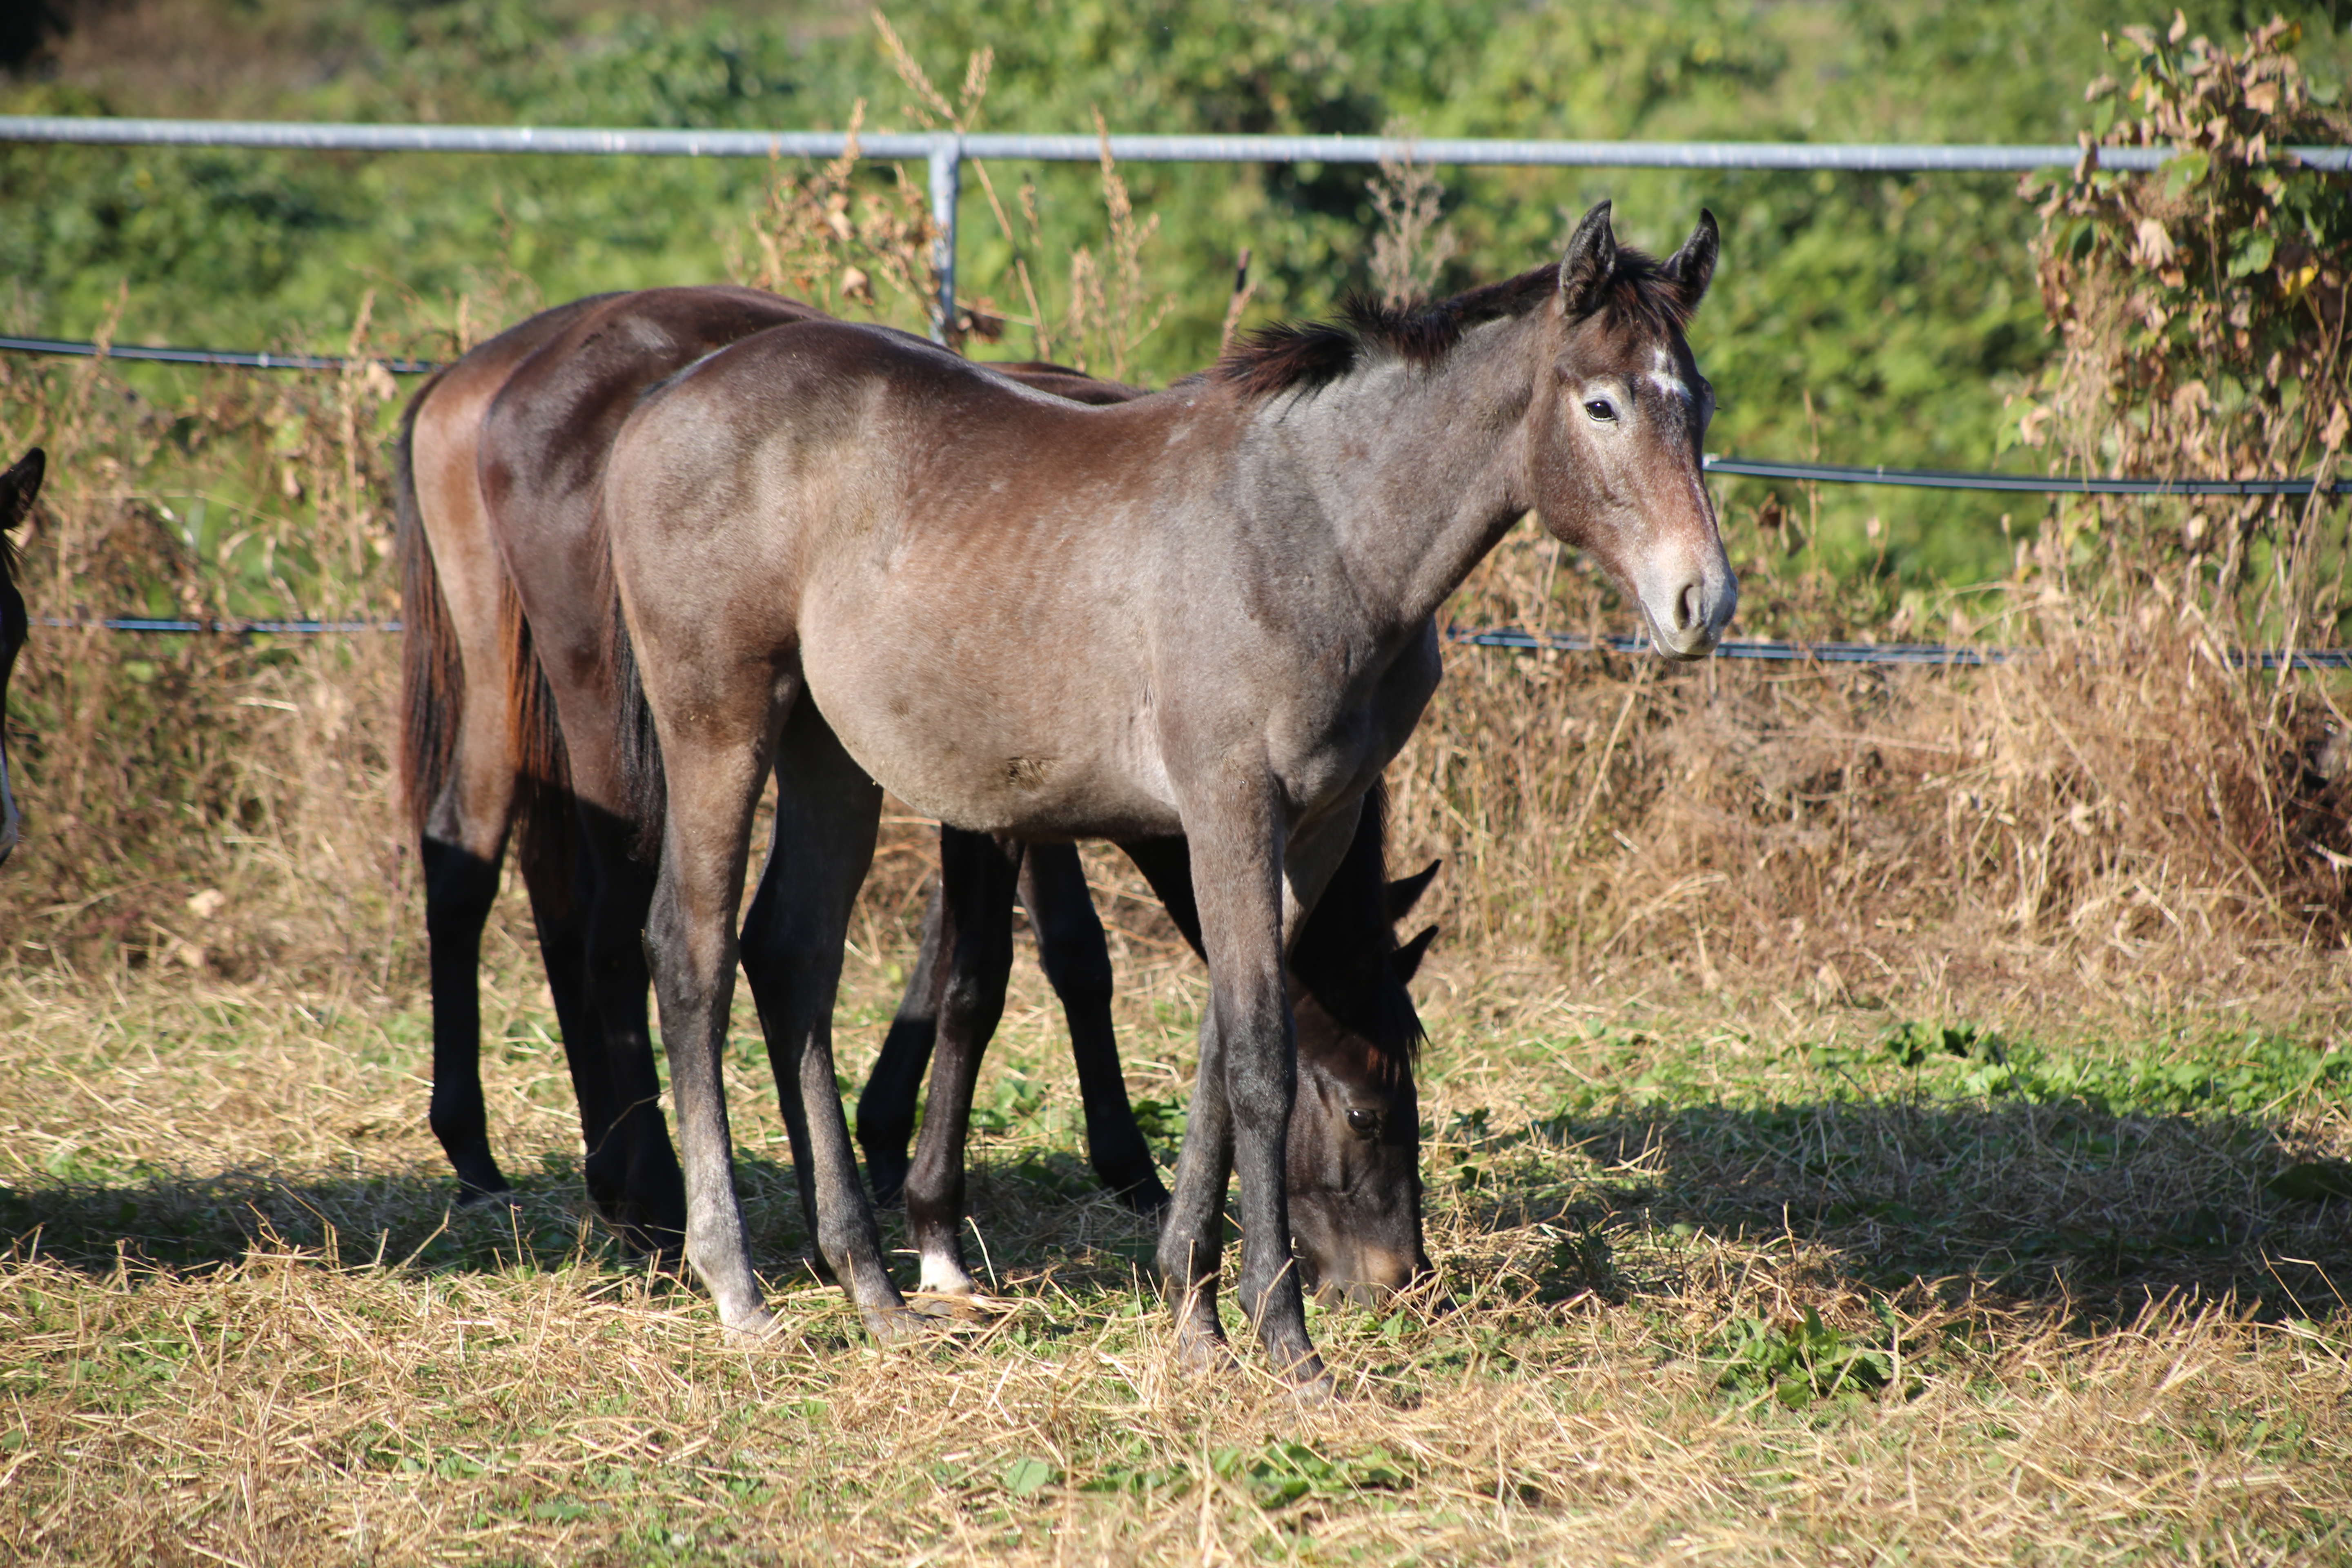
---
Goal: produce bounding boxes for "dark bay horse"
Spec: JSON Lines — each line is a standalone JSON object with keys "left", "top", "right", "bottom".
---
{"left": 862, "top": 789, "right": 1439, "bottom": 1302}
{"left": 0, "top": 448, "right": 45, "bottom": 868}
{"left": 600, "top": 203, "right": 1732, "bottom": 1383}
{"left": 398, "top": 288, "right": 1436, "bottom": 1300}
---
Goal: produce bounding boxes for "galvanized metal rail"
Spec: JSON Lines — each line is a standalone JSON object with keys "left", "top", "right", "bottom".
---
{"left": 4, "top": 114, "right": 2346, "bottom": 343}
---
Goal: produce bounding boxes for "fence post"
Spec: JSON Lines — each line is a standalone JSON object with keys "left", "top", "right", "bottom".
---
{"left": 928, "top": 134, "right": 961, "bottom": 346}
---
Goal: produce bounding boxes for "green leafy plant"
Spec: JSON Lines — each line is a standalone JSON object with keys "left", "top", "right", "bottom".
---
{"left": 1881, "top": 1018, "right": 2007, "bottom": 1067}
{"left": 1710, "top": 1301, "right": 1908, "bottom": 1407}
{"left": 2018, "top": 14, "right": 2351, "bottom": 629}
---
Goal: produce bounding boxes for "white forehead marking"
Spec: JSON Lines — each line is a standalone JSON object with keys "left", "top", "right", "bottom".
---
{"left": 1648, "top": 345, "right": 1689, "bottom": 401}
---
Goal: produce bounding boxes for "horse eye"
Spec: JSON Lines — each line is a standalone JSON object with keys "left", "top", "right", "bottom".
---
{"left": 1345, "top": 1109, "right": 1380, "bottom": 1136}
{"left": 1584, "top": 398, "right": 1617, "bottom": 423}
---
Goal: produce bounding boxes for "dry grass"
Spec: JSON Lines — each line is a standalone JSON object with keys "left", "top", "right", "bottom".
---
{"left": 1, "top": 949, "right": 2348, "bottom": 1564}
{"left": 1375, "top": 514, "right": 2352, "bottom": 1035}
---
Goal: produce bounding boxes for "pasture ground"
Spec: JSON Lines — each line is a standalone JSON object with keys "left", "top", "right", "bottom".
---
{"left": 2, "top": 914, "right": 2348, "bottom": 1565}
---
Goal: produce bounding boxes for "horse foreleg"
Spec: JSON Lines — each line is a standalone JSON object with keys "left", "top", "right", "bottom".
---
{"left": 735, "top": 701, "right": 916, "bottom": 1341}
{"left": 1167, "top": 791, "right": 1356, "bottom": 1392}
{"left": 899, "top": 828, "right": 1022, "bottom": 1295}
{"left": 855, "top": 877, "right": 948, "bottom": 1207}
{"left": 1023, "top": 843, "right": 1169, "bottom": 1214}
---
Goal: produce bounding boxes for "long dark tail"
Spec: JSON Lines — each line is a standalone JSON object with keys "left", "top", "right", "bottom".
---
{"left": 395, "top": 378, "right": 459, "bottom": 842}
{"left": 503, "top": 577, "right": 578, "bottom": 895}
{"left": 610, "top": 581, "right": 666, "bottom": 861}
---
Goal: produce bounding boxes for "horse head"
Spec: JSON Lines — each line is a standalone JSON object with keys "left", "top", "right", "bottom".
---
{"left": 1285, "top": 859, "right": 1441, "bottom": 1305}
{"left": 1532, "top": 202, "right": 1735, "bottom": 660}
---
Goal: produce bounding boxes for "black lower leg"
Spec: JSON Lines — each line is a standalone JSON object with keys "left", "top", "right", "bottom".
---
{"left": 855, "top": 878, "right": 947, "bottom": 1206}
{"left": 1025, "top": 844, "right": 1167, "bottom": 1213}
{"left": 422, "top": 836, "right": 511, "bottom": 1202}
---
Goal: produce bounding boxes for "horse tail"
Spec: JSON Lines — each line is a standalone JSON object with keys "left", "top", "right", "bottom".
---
{"left": 395, "top": 377, "right": 459, "bottom": 841}
{"left": 501, "top": 573, "right": 579, "bottom": 898}
{"left": 607, "top": 559, "right": 666, "bottom": 860}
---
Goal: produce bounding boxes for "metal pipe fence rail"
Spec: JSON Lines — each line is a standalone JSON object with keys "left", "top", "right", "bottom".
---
{"left": 4, "top": 113, "right": 2348, "bottom": 343}
{"left": 42, "top": 617, "right": 2352, "bottom": 670}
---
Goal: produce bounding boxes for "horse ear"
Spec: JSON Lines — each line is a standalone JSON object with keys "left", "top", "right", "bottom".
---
{"left": 1387, "top": 858, "right": 1441, "bottom": 920}
{"left": 0, "top": 448, "right": 44, "bottom": 532}
{"left": 1663, "top": 209, "right": 1719, "bottom": 310}
{"left": 1391, "top": 923, "right": 1438, "bottom": 983}
{"left": 1558, "top": 201, "right": 1617, "bottom": 317}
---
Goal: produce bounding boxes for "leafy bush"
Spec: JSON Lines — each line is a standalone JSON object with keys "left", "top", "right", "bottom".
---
{"left": 2019, "top": 15, "right": 2352, "bottom": 631}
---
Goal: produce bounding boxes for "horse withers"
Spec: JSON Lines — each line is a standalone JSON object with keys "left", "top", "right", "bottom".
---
{"left": 600, "top": 202, "right": 1732, "bottom": 1386}
{"left": 0, "top": 448, "right": 45, "bottom": 867}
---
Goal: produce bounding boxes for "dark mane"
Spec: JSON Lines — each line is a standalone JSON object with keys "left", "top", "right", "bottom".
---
{"left": 1214, "top": 250, "right": 1693, "bottom": 400}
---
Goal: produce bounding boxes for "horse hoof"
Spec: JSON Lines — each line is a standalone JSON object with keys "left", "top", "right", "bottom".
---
{"left": 719, "top": 1305, "right": 782, "bottom": 1343}
{"left": 906, "top": 1291, "right": 993, "bottom": 1323}
{"left": 455, "top": 1185, "right": 520, "bottom": 1210}
{"left": 1175, "top": 1327, "right": 1241, "bottom": 1375}
{"left": 863, "top": 1303, "right": 950, "bottom": 1346}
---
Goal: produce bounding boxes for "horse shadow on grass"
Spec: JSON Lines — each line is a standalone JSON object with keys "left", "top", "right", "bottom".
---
{"left": 9, "top": 1083, "right": 2346, "bottom": 1332}
{"left": 0, "top": 1138, "right": 1167, "bottom": 1307}
{"left": 1454, "top": 1090, "right": 2352, "bottom": 1326}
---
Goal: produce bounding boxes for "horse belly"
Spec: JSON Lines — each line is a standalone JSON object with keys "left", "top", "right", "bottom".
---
{"left": 798, "top": 617, "right": 1177, "bottom": 842}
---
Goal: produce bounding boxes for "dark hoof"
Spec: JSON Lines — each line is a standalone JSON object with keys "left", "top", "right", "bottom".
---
{"left": 1118, "top": 1181, "right": 1172, "bottom": 1220}
{"left": 455, "top": 1182, "right": 519, "bottom": 1209}
{"left": 864, "top": 1303, "right": 955, "bottom": 1346}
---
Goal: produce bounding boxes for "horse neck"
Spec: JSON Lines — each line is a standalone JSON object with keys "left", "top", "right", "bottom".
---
{"left": 1237, "top": 310, "right": 1547, "bottom": 631}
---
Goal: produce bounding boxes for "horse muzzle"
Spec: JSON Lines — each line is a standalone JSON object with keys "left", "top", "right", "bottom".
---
{"left": 1639, "top": 561, "right": 1737, "bottom": 662}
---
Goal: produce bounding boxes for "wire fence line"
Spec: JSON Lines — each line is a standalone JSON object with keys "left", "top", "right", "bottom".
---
{"left": 0, "top": 334, "right": 442, "bottom": 375}
{"left": 4, "top": 332, "right": 2345, "bottom": 501}
{"left": 42, "top": 617, "right": 2352, "bottom": 670}
{"left": 5, "top": 113, "right": 2348, "bottom": 343}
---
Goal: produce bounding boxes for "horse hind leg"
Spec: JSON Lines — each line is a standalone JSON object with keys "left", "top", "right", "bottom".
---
{"left": 512, "top": 791, "right": 682, "bottom": 1260}
{"left": 1022, "top": 842, "right": 1169, "bottom": 1215}
{"left": 725, "top": 699, "right": 915, "bottom": 1340}
{"left": 575, "top": 802, "right": 685, "bottom": 1259}
{"left": 420, "top": 731, "right": 518, "bottom": 1205}
{"left": 855, "top": 875, "right": 949, "bottom": 1207}
{"left": 897, "top": 828, "right": 1022, "bottom": 1296}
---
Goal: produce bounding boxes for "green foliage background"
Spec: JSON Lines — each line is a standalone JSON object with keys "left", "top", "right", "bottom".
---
{"left": 2, "top": 0, "right": 2348, "bottom": 588}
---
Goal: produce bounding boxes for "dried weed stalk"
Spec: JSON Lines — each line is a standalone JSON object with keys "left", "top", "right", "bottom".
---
{"left": 1368, "top": 134, "right": 1457, "bottom": 309}
{"left": 733, "top": 101, "right": 940, "bottom": 328}
{"left": 2018, "top": 15, "right": 2351, "bottom": 630}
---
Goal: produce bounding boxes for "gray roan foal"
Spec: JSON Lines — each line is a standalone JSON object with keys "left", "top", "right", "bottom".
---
{"left": 602, "top": 203, "right": 1733, "bottom": 1388}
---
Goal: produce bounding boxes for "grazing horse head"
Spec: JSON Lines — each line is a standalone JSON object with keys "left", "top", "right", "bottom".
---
{"left": 1535, "top": 203, "right": 1732, "bottom": 659}
{"left": 0, "top": 448, "right": 43, "bottom": 868}
{"left": 1278, "top": 783, "right": 1442, "bottom": 1305}
{"left": 1287, "top": 864, "right": 1440, "bottom": 1305}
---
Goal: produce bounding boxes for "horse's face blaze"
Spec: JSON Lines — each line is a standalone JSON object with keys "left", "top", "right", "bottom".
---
{"left": 1533, "top": 207, "right": 1735, "bottom": 662}
{"left": 1285, "top": 992, "right": 1429, "bottom": 1305}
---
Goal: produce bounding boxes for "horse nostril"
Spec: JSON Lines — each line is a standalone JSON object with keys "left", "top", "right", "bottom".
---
{"left": 1676, "top": 581, "right": 1702, "bottom": 632}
